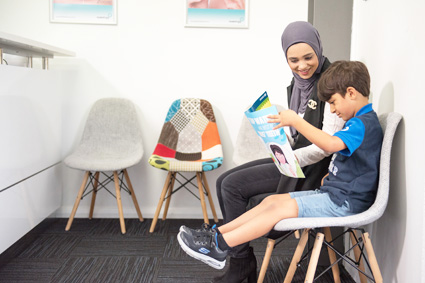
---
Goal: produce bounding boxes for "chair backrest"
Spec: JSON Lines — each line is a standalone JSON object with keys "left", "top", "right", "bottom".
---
{"left": 369, "top": 112, "right": 402, "bottom": 221}
{"left": 149, "top": 98, "right": 223, "bottom": 172}
{"left": 233, "top": 104, "right": 286, "bottom": 165}
{"left": 64, "top": 98, "right": 144, "bottom": 171}
{"left": 81, "top": 98, "right": 143, "bottom": 149}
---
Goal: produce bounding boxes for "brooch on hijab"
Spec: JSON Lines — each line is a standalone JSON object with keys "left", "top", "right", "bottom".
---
{"left": 308, "top": 99, "right": 317, "bottom": 110}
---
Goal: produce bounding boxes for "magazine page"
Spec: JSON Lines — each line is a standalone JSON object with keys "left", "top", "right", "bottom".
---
{"left": 245, "top": 92, "right": 305, "bottom": 178}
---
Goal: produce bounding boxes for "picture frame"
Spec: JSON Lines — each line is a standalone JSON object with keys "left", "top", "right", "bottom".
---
{"left": 185, "top": 0, "right": 249, "bottom": 29}
{"left": 50, "top": 0, "right": 117, "bottom": 25}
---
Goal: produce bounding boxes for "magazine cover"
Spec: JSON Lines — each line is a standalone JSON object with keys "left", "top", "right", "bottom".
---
{"left": 245, "top": 91, "right": 305, "bottom": 178}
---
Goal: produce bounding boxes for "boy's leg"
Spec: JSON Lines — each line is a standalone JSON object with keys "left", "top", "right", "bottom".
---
{"left": 216, "top": 160, "right": 282, "bottom": 259}
{"left": 177, "top": 194, "right": 299, "bottom": 269}
{"left": 217, "top": 159, "right": 279, "bottom": 225}
{"left": 222, "top": 194, "right": 298, "bottom": 248}
{"left": 218, "top": 193, "right": 292, "bottom": 234}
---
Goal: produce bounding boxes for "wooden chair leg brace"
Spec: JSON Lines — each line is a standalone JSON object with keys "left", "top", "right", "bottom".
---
{"left": 150, "top": 171, "right": 218, "bottom": 233}
{"left": 279, "top": 228, "right": 383, "bottom": 283}
{"left": 66, "top": 169, "right": 143, "bottom": 234}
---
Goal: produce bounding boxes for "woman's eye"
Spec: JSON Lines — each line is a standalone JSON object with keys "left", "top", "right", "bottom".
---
{"left": 289, "top": 59, "right": 298, "bottom": 63}
{"left": 305, "top": 56, "right": 312, "bottom": 60}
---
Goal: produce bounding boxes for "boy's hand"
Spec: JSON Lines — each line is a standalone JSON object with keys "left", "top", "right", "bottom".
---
{"left": 268, "top": 109, "right": 300, "bottom": 129}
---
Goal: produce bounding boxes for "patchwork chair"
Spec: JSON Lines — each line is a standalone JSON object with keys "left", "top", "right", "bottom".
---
{"left": 149, "top": 98, "right": 222, "bottom": 233}
{"left": 64, "top": 98, "right": 144, "bottom": 234}
{"left": 257, "top": 112, "right": 402, "bottom": 283}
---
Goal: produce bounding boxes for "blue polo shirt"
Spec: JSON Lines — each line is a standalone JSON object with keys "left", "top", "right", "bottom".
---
{"left": 321, "top": 104, "right": 383, "bottom": 213}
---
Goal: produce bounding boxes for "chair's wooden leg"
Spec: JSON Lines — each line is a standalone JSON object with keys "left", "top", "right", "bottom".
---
{"left": 123, "top": 169, "right": 144, "bottom": 222}
{"left": 323, "top": 227, "right": 341, "bottom": 283}
{"left": 201, "top": 172, "right": 218, "bottom": 223}
{"left": 294, "top": 230, "right": 300, "bottom": 239}
{"left": 305, "top": 232, "right": 324, "bottom": 283}
{"left": 150, "top": 171, "right": 173, "bottom": 233}
{"left": 362, "top": 232, "right": 383, "bottom": 283}
{"left": 113, "top": 171, "right": 126, "bottom": 234}
{"left": 89, "top": 172, "right": 100, "bottom": 219}
{"left": 162, "top": 172, "right": 176, "bottom": 220}
{"left": 66, "top": 171, "right": 90, "bottom": 231}
{"left": 350, "top": 230, "right": 367, "bottom": 283}
{"left": 284, "top": 229, "right": 310, "bottom": 283}
{"left": 196, "top": 172, "right": 209, "bottom": 224}
{"left": 258, "top": 239, "right": 275, "bottom": 283}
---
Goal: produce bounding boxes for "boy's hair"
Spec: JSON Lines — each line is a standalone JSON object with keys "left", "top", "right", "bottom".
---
{"left": 317, "top": 60, "right": 370, "bottom": 102}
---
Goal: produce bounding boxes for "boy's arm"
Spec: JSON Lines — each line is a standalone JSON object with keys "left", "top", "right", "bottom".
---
{"left": 268, "top": 110, "right": 347, "bottom": 153}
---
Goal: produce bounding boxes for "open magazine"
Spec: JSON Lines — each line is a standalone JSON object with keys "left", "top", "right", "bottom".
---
{"left": 245, "top": 91, "right": 305, "bottom": 178}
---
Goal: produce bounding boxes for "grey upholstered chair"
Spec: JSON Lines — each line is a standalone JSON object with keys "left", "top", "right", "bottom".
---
{"left": 257, "top": 112, "right": 402, "bottom": 283}
{"left": 64, "top": 98, "right": 144, "bottom": 234}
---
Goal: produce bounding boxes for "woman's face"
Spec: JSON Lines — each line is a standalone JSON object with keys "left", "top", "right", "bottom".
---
{"left": 286, "top": 43, "right": 319, "bottom": 79}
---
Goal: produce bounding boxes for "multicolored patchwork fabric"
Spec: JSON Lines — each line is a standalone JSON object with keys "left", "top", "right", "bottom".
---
{"left": 149, "top": 98, "right": 223, "bottom": 172}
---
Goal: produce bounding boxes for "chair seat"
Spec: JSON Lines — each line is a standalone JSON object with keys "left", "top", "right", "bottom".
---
{"left": 274, "top": 200, "right": 384, "bottom": 231}
{"left": 65, "top": 143, "right": 143, "bottom": 172}
{"left": 148, "top": 154, "right": 223, "bottom": 172}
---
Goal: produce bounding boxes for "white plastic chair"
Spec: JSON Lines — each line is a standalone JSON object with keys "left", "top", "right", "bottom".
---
{"left": 257, "top": 112, "right": 402, "bottom": 283}
{"left": 64, "top": 98, "right": 144, "bottom": 234}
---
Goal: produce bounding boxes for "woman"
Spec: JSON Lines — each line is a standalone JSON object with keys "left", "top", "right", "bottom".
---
{"left": 213, "top": 21, "right": 344, "bottom": 282}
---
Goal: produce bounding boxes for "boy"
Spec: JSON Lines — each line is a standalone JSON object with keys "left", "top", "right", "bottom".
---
{"left": 177, "top": 61, "right": 383, "bottom": 271}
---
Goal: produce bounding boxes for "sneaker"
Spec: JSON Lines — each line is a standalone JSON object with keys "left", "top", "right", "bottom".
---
{"left": 179, "top": 223, "right": 217, "bottom": 235}
{"left": 177, "top": 230, "right": 228, "bottom": 269}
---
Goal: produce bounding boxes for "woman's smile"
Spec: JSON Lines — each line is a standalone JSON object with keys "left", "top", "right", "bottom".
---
{"left": 298, "top": 68, "right": 312, "bottom": 78}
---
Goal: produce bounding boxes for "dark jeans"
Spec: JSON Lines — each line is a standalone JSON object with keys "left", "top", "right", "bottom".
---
{"left": 216, "top": 158, "right": 298, "bottom": 258}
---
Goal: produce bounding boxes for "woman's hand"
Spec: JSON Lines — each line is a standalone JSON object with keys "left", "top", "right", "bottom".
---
{"left": 268, "top": 109, "right": 300, "bottom": 129}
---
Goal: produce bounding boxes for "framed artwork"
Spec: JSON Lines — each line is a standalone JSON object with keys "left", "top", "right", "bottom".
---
{"left": 50, "top": 0, "right": 117, "bottom": 25}
{"left": 185, "top": 0, "right": 248, "bottom": 28}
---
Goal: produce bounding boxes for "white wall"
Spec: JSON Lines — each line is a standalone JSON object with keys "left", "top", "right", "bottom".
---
{"left": 351, "top": 0, "right": 425, "bottom": 281}
{"left": 0, "top": 0, "right": 308, "bottom": 219}
{"left": 2, "top": 0, "right": 424, "bottom": 281}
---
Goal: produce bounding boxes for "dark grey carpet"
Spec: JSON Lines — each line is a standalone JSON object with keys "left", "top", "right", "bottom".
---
{"left": 0, "top": 218, "right": 355, "bottom": 282}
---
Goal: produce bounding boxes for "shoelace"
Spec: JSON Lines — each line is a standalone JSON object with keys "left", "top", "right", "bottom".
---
{"left": 199, "top": 223, "right": 216, "bottom": 233}
{"left": 193, "top": 232, "right": 214, "bottom": 246}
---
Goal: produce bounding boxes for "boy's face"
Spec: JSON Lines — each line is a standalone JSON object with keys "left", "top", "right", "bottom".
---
{"left": 327, "top": 92, "right": 355, "bottom": 121}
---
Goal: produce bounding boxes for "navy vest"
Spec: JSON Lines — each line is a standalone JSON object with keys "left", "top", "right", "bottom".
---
{"left": 321, "top": 108, "right": 383, "bottom": 213}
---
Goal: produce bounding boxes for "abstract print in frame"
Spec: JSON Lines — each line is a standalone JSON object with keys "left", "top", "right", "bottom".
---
{"left": 185, "top": 0, "right": 248, "bottom": 28}
{"left": 50, "top": 0, "right": 117, "bottom": 25}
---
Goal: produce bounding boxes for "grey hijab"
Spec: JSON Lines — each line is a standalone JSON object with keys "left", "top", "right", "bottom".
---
{"left": 281, "top": 21, "right": 326, "bottom": 138}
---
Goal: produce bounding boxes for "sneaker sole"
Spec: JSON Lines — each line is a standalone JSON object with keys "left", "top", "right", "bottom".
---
{"left": 177, "top": 231, "right": 226, "bottom": 270}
